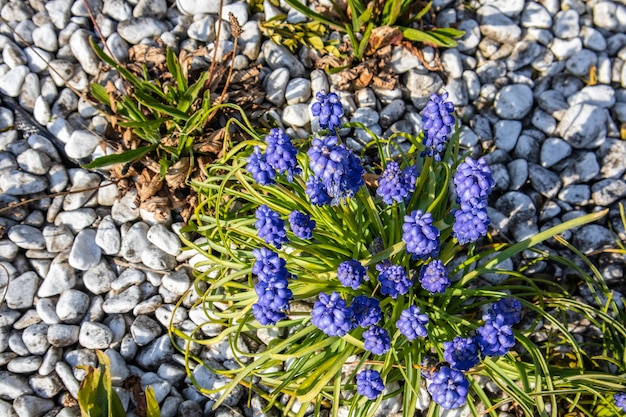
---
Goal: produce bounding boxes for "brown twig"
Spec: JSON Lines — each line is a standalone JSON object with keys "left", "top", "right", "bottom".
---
{"left": 206, "top": 0, "right": 226, "bottom": 86}
{"left": 82, "top": 0, "right": 116, "bottom": 60}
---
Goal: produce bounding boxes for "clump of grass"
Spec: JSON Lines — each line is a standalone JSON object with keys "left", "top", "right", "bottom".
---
{"left": 170, "top": 91, "right": 626, "bottom": 416}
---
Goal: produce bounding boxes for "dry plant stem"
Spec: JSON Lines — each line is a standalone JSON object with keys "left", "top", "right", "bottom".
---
{"left": 0, "top": 181, "right": 119, "bottom": 215}
{"left": 206, "top": 0, "right": 226, "bottom": 84}
{"left": 82, "top": 0, "right": 116, "bottom": 60}
{"left": 0, "top": 17, "right": 84, "bottom": 99}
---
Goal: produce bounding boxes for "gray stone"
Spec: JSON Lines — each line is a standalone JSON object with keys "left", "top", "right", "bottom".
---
{"left": 103, "top": 0, "right": 132, "bottom": 21}
{"left": 531, "top": 109, "right": 557, "bottom": 135}
{"left": 5, "top": 272, "right": 38, "bottom": 310}
{"left": 494, "top": 84, "right": 533, "bottom": 119}
{"left": 95, "top": 215, "right": 120, "bottom": 255}
{"left": 147, "top": 224, "right": 181, "bottom": 256}
{"left": 0, "top": 372, "right": 32, "bottom": 399}
{"left": 0, "top": 65, "right": 29, "bottom": 97}
{"left": 379, "top": 100, "right": 406, "bottom": 127}
{"left": 22, "top": 324, "right": 49, "bottom": 356}
{"left": 0, "top": 240, "right": 18, "bottom": 262}
{"left": 477, "top": 6, "right": 522, "bottom": 44}
{"left": 33, "top": 22, "right": 59, "bottom": 52}
{"left": 12, "top": 395, "right": 54, "bottom": 416}
{"left": 55, "top": 361, "right": 79, "bottom": 398}
{"left": 131, "top": 315, "right": 162, "bottom": 346}
{"left": 593, "top": 2, "right": 625, "bottom": 32}
{"left": 262, "top": 40, "right": 305, "bottom": 77}
{"left": 111, "top": 268, "right": 145, "bottom": 292}
{"left": 117, "top": 17, "right": 169, "bottom": 44}
{"left": 176, "top": 0, "right": 222, "bottom": 14}
{"left": 0, "top": 170, "right": 48, "bottom": 195}
{"left": 161, "top": 269, "right": 191, "bottom": 297}
{"left": 120, "top": 222, "right": 150, "bottom": 263}
{"left": 557, "top": 104, "right": 606, "bottom": 149}
{"left": 79, "top": 322, "right": 113, "bottom": 349}
{"left": 495, "top": 191, "right": 538, "bottom": 242}
{"left": 8, "top": 356, "right": 42, "bottom": 373}
{"left": 565, "top": 49, "right": 597, "bottom": 77}
{"left": 550, "top": 37, "right": 582, "bottom": 61}
{"left": 136, "top": 335, "right": 175, "bottom": 370}
{"left": 56, "top": 290, "right": 89, "bottom": 324}
{"left": 540, "top": 138, "right": 572, "bottom": 168}
{"left": 38, "top": 261, "right": 76, "bottom": 298}
{"left": 111, "top": 189, "right": 140, "bottom": 223}
{"left": 592, "top": 179, "right": 626, "bottom": 206}
{"left": 507, "top": 159, "right": 528, "bottom": 190}
{"left": 33, "top": 97, "right": 51, "bottom": 126}
{"left": 558, "top": 184, "right": 590, "bottom": 205}
{"left": 187, "top": 15, "right": 215, "bottom": 42}
{"left": 285, "top": 78, "right": 311, "bottom": 105}
{"left": 239, "top": 21, "right": 262, "bottom": 61}
{"left": 513, "top": 135, "right": 540, "bottom": 162}
{"left": 537, "top": 90, "right": 569, "bottom": 119}
{"left": 581, "top": 26, "right": 607, "bottom": 51}
{"left": 36, "top": 299, "right": 60, "bottom": 325}
{"left": 521, "top": 2, "right": 552, "bottom": 28}
{"left": 529, "top": 163, "right": 562, "bottom": 198}
{"left": 507, "top": 40, "right": 541, "bottom": 71}
{"left": 65, "top": 130, "right": 101, "bottom": 160}
{"left": 456, "top": 19, "right": 481, "bottom": 52}
{"left": 8, "top": 225, "right": 45, "bottom": 250}
{"left": 567, "top": 85, "right": 615, "bottom": 108}
{"left": 390, "top": 45, "right": 423, "bottom": 72}
{"left": 193, "top": 365, "right": 244, "bottom": 407}
{"left": 83, "top": 259, "right": 116, "bottom": 295}
{"left": 63, "top": 170, "right": 100, "bottom": 211}
{"left": 133, "top": 295, "right": 163, "bottom": 316}
{"left": 102, "top": 285, "right": 141, "bottom": 314}
{"left": 264, "top": 68, "right": 289, "bottom": 106}
{"left": 554, "top": 9, "right": 580, "bottom": 39}
{"left": 282, "top": 103, "right": 310, "bottom": 127}
{"left": 598, "top": 139, "right": 626, "bottom": 179}
{"left": 28, "top": 373, "right": 63, "bottom": 398}
{"left": 134, "top": 0, "right": 167, "bottom": 18}
{"left": 28, "top": 135, "right": 61, "bottom": 163}
{"left": 572, "top": 224, "right": 615, "bottom": 254}
{"left": 69, "top": 229, "right": 101, "bottom": 271}
{"left": 40, "top": 347, "right": 62, "bottom": 376}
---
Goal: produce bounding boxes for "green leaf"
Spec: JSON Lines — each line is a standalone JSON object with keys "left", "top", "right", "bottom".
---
{"left": 166, "top": 47, "right": 187, "bottom": 94}
{"left": 89, "top": 38, "right": 142, "bottom": 89}
{"left": 357, "top": 22, "right": 374, "bottom": 59}
{"left": 145, "top": 386, "right": 161, "bottom": 417}
{"left": 82, "top": 145, "right": 157, "bottom": 169}
{"left": 413, "top": 1, "right": 432, "bottom": 21}
{"left": 382, "top": 0, "right": 403, "bottom": 26}
{"left": 178, "top": 70, "right": 210, "bottom": 113}
{"left": 135, "top": 90, "right": 189, "bottom": 120}
{"left": 280, "top": 0, "right": 345, "bottom": 31}
{"left": 90, "top": 83, "right": 112, "bottom": 107}
{"left": 399, "top": 26, "right": 460, "bottom": 47}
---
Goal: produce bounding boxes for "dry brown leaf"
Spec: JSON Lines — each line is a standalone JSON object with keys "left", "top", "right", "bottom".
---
{"left": 165, "top": 157, "right": 191, "bottom": 190}
{"left": 140, "top": 196, "right": 170, "bottom": 222}
{"left": 123, "top": 375, "right": 147, "bottom": 417}
{"left": 368, "top": 26, "right": 404, "bottom": 53}
{"left": 136, "top": 169, "right": 163, "bottom": 201}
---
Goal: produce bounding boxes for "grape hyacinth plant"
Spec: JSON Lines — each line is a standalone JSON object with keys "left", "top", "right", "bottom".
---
{"left": 181, "top": 91, "right": 619, "bottom": 417}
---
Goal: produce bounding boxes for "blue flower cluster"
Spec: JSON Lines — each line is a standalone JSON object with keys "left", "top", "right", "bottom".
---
{"left": 311, "top": 292, "right": 354, "bottom": 337}
{"left": 246, "top": 128, "right": 300, "bottom": 185}
{"left": 452, "top": 156, "right": 495, "bottom": 245}
{"left": 351, "top": 295, "right": 382, "bottom": 327}
{"left": 376, "top": 162, "right": 419, "bottom": 205}
{"left": 402, "top": 210, "right": 440, "bottom": 260}
{"left": 396, "top": 305, "right": 429, "bottom": 341}
{"left": 477, "top": 298, "right": 522, "bottom": 357}
{"left": 311, "top": 91, "right": 344, "bottom": 132}
{"left": 337, "top": 259, "right": 368, "bottom": 290}
{"left": 424, "top": 298, "right": 523, "bottom": 409}
{"left": 422, "top": 92, "right": 455, "bottom": 161}
{"left": 427, "top": 366, "right": 470, "bottom": 409}
{"left": 307, "top": 135, "right": 364, "bottom": 205}
{"left": 376, "top": 261, "right": 411, "bottom": 299}
{"left": 288, "top": 210, "right": 316, "bottom": 240}
{"left": 255, "top": 205, "right": 288, "bottom": 249}
{"left": 419, "top": 259, "right": 450, "bottom": 294}
{"left": 251, "top": 248, "right": 293, "bottom": 325}
{"left": 356, "top": 369, "right": 385, "bottom": 400}
{"left": 615, "top": 392, "right": 626, "bottom": 411}
{"left": 363, "top": 325, "right": 391, "bottom": 355}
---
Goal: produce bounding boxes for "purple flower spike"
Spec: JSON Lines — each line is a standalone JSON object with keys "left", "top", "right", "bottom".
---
{"left": 419, "top": 259, "right": 450, "bottom": 294}
{"left": 427, "top": 366, "right": 469, "bottom": 409}
{"left": 356, "top": 370, "right": 385, "bottom": 400}
{"left": 311, "top": 292, "right": 354, "bottom": 337}
{"left": 351, "top": 295, "right": 382, "bottom": 328}
{"left": 454, "top": 156, "right": 495, "bottom": 208}
{"left": 376, "top": 261, "right": 411, "bottom": 299}
{"left": 452, "top": 206, "right": 490, "bottom": 245}
{"left": 255, "top": 205, "right": 288, "bottom": 249}
{"left": 264, "top": 128, "right": 301, "bottom": 182}
{"left": 422, "top": 92, "right": 455, "bottom": 161}
{"left": 338, "top": 259, "right": 368, "bottom": 290}
{"left": 402, "top": 210, "right": 440, "bottom": 260}
{"left": 487, "top": 298, "right": 523, "bottom": 326}
{"left": 311, "top": 91, "right": 344, "bottom": 132}
{"left": 363, "top": 325, "right": 391, "bottom": 355}
{"left": 252, "top": 303, "right": 286, "bottom": 325}
{"left": 288, "top": 210, "right": 316, "bottom": 240}
{"left": 443, "top": 336, "right": 480, "bottom": 371}
{"left": 376, "top": 162, "right": 419, "bottom": 205}
{"left": 396, "top": 305, "right": 429, "bottom": 340}
{"left": 477, "top": 314, "right": 516, "bottom": 357}
{"left": 246, "top": 146, "right": 276, "bottom": 185}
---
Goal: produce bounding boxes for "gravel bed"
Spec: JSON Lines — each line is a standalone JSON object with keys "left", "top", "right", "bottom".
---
{"left": 0, "top": 0, "right": 626, "bottom": 415}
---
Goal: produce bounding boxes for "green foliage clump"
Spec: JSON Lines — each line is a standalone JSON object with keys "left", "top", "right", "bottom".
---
{"left": 173, "top": 94, "right": 626, "bottom": 416}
